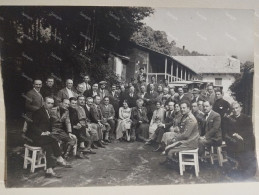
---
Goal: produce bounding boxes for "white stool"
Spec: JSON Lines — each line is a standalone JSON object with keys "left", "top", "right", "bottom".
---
{"left": 209, "top": 142, "right": 228, "bottom": 167}
{"left": 23, "top": 144, "right": 47, "bottom": 173}
{"left": 179, "top": 148, "right": 199, "bottom": 177}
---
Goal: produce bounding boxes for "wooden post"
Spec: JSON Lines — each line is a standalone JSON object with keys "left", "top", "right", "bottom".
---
{"left": 185, "top": 68, "right": 187, "bottom": 81}
{"left": 146, "top": 53, "right": 149, "bottom": 82}
{"left": 180, "top": 66, "right": 183, "bottom": 80}
{"left": 165, "top": 57, "right": 167, "bottom": 79}
{"left": 176, "top": 63, "right": 178, "bottom": 81}
{"left": 171, "top": 61, "right": 173, "bottom": 82}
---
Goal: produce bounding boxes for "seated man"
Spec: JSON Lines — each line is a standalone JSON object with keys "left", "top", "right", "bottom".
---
{"left": 68, "top": 97, "right": 93, "bottom": 159}
{"left": 131, "top": 99, "right": 149, "bottom": 142}
{"left": 225, "top": 102, "right": 257, "bottom": 178}
{"left": 160, "top": 101, "right": 199, "bottom": 164}
{"left": 90, "top": 95, "right": 111, "bottom": 143}
{"left": 49, "top": 98, "right": 78, "bottom": 160}
{"left": 77, "top": 95, "right": 99, "bottom": 152}
{"left": 191, "top": 101, "right": 204, "bottom": 136}
{"left": 26, "top": 97, "right": 71, "bottom": 178}
{"left": 145, "top": 101, "right": 175, "bottom": 151}
{"left": 100, "top": 96, "right": 116, "bottom": 140}
{"left": 198, "top": 100, "right": 222, "bottom": 159}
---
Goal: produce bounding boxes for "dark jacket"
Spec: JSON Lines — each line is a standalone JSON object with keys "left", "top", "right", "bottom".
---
{"left": 27, "top": 106, "right": 52, "bottom": 139}
{"left": 213, "top": 98, "right": 230, "bottom": 118}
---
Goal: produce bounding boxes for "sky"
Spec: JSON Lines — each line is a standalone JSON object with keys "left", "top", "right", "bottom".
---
{"left": 143, "top": 8, "right": 254, "bottom": 63}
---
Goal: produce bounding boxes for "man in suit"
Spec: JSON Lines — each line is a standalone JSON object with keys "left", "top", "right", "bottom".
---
{"left": 191, "top": 101, "right": 204, "bottom": 136}
{"left": 100, "top": 96, "right": 116, "bottom": 140}
{"left": 147, "top": 75, "right": 158, "bottom": 93}
{"left": 145, "top": 101, "right": 175, "bottom": 151}
{"left": 68, "top": 97, "right": 91, "bottom": 159}
{"left": 76, "top": 83, "right": 85, "bottom": 96}
{"left": 125, "top": 86, "right": 138, "bottom": 108}
{"left": 80, "top": 75, "right": 91, "bottom": 93}
{"left": 198, "top": 100, "right": 204, "bottom": 112}
{"left": 145, "top": 83, "right": 159, "bottom": 120}
{"left": 225, "top": 102, "right": 257, "bottom": 178}
{"left": 206, "top": 85, "right": 216, "bottom": 106}
{"left": 26, "top": 97, "right": 71, "bottom": 178}
{"left": 84, "top": 83, "right": 100, "bottom": 98}
{"left": 99, "top": 81, "right": 109, "bottom": 101}
{"left": 25, "top": 79, "right": 44, "bottom": 117}
{"left": 23, "top": 79, "right": 44, "bottom": 134}
{"left": 90, "top": 95, "right": 111, "bottom": 143}
{"left": 191, "top": 88, "right": 204, "bottom": 103}
{"left": 198, "top": 100, "right": 222, "bottom": 158}
{"left": 49, "top": 98, "right": 78, "bottom": 160}
{"left": 41, "top": 77, "right": 58, "bottom": 104}
{"left": 109, "top": 84, "right": 120, "bottom": 118}
{"left": 177, "top": 87, "right": 191, "bottom": 103}
{"left": 57, "top": 79, "right": 78, "bottom": 105}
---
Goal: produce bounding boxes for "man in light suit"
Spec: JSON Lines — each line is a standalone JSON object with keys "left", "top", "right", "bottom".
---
{"left": 99, "top": 81, "right": 109, "bottom": 101}
{"left": 198, "top": 100, "right": 222, "bottom": 158}
{"left": 80, "top": 75, "right": 91, "bottom": 93}
{"left": 100, "top": 96, "right": 116, "bottom": 140}
{"left": 57, "top": 79, "right": 78, "bottom": 105}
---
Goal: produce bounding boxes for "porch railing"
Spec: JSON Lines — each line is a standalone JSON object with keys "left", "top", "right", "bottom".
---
{"left": 147, "top": 73, "right": 183, "bottom": 83}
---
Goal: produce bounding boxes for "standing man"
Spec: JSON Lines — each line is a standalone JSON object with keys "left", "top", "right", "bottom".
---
{"left": 109, "top": 84, "right": 120, "bottom": 118}
{"left": 100, "top": 96, "right": 116, "bottom": 140}
{"left": 191, "top": 102, "right": 204, "bottom": 136}
{"left": 57, "top": 79, "right": 78, "bottom": 105}
{"left": 206, "top": 85, "right": 216, "bottom": 106}
{"left": 147, "top": 75, "right": 158, "bottom": 93}
{"left": 84, "top": 83, "right": 99, "bottom": 98}
{"left": 198, "top": 101, "right": 222, "bottom": 159}
{"left": 41, "top": 77, "right": 57, "bottom": 101}
{"left": 99, "top": 81, "right": 109, "bottom": 101}
{"left": 145, "top": 83, "right": 159, "bottom": 121}
{"left": 177, "top": 87, "right": 191, "bottom": 103}
{"left": 125, "top": 86, "right": 138, "bottom": 108}
{"left": 80, "top": 75, "right": 91, "bottom": 93}
{"left": 76, "top": 83, "right": 85, "bottom": 96}
{"left": 26, "top": 97, "right": 71, "bottom": 178}
{"left": 191, "top": 88, "right": 204, "bottom": 103}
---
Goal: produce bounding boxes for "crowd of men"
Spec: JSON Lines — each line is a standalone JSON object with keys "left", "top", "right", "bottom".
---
{"left": 22, "top": 68, "right": 257, "bottom": 179}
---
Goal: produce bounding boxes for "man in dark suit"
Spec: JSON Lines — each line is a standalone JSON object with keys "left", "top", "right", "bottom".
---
{"left": 145, "top": 83, "right": 159, "bottom": 120}
{"left": 83, "top": 83, "right": 100, "bottom": 98}
{"left": 26, "top": 97, "right": 72, "bottom": 178}
{"left": 191, "top": 88, "right": 204, "bottom": 103}
{"left": 225, "top": 102, "right": 257, "bottom": 177}
{"left": 57, "top": 79, "right": 78, "bottom": 105}
{"left": 198, "top": 100, "right": 222, "bottom": 158}
{"left": 41, "top": 77, "right": 58, "bottom": 103}
{"left": 80, "top": 74, "right": 91, "bottom": 93}
{"left": 147, "top": 75, "right": 158, "bottom": 93}
{"left": 109, "top": 84, "right": 120, "bottom": 118}
{"left": 145, "top": 101, "right": 175, "bottom": 151}
{"left": 125, "top": 86, "right": 138, "bottom": 108}
{"left": 177, "top": 87, "right": 191, "bottom": 103}
{"left": 191, "top": 101, "right": 204, "bottom": 136}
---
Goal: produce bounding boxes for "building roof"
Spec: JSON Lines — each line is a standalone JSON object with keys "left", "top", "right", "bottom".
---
{"left": 172, "top": 56, "right": 240, "bottom": 74}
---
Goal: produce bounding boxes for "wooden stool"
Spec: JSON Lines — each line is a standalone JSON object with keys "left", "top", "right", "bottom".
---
{"left": 23, "top": 144, "right": 47, "bottom": 173}
{"left": 208, "top": 142, "right": 228, "bottom": 166}
{"left": 179, "top": 148, "right": 199, "bottom": 177}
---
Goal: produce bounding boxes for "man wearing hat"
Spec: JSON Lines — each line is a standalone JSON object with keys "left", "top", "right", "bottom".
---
{"left": 191, "top": 88, "right": 204, "bottom": 103}
{"left": 98, "top": 81, "right": 109, "bottom": 101}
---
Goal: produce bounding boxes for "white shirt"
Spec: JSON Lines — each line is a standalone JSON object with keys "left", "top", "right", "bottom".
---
{"left": 66, "top": 87, "right": 74, "bottom": 98}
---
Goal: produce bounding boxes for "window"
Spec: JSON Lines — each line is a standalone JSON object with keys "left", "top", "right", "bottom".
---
{"left": 215, "top": 78, "right": 222, "bottom": 86}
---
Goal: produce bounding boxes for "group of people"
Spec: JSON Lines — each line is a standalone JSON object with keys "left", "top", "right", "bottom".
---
{"left": 22, "top": 69, "right": 257, "bottom": 179}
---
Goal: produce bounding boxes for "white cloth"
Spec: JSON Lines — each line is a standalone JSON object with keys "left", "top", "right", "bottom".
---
{"left": 66, "top": 87, "right": 74, "bottom": 98}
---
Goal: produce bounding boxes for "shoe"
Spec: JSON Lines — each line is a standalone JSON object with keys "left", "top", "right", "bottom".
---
{"left": 79, "top": 147, "right": 90, "bottom": 152}
{"left": 85, "top": 149, "right": 96, "bottom": 154}
{"left": 91, "top": 144, "right": 98, "bottom": 149}
{"left": 153, "top": 146, "right": 162, "bottom": 152}
{"left": 98, "top": 142, "right": 106, "bottom": 148}
{"left": 104, "top": 139, "right": 111, "bottom": 143}
{"left": 76, "top": 152, "right": 85, "bottom": 159}
{"left": 56, "top": 161, "right": 72, "bottom": 168}
{"left": 101, "top": 141, "right": 108, "bottom": 145}
{"left": 45, "top": 172, "right": 62, "bottom": 178}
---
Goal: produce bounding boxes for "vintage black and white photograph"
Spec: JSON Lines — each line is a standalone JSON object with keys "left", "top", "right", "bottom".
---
{"left": 0, "top": 5, "right": 258, "bottom": 188}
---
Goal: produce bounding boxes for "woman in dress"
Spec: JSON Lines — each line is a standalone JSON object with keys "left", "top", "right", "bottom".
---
{"left": 116, "top": 100, "right": 132, "bottom": 141}
{"left": 148, "top": 101, "right": 165, "bottom": 138}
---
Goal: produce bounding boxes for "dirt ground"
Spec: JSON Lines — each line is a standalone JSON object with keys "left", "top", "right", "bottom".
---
{"left": 5, "top": 139, "right": 259, "bottom": 188}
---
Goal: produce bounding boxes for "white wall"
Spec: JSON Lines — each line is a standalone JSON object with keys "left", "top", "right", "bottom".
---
{"left": 202, "top": 74, "right": 236, "bottom": 103}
